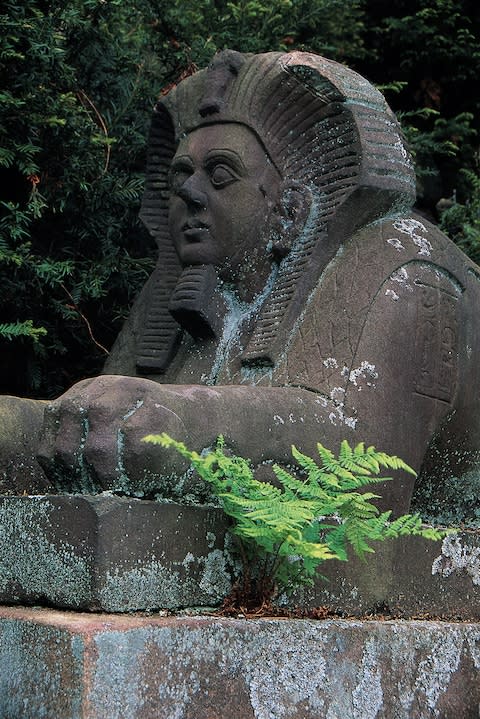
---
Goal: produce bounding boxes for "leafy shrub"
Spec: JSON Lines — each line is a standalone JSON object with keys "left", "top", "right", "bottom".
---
{"left": 438, "top": 169, "right": 480, "bottom": 264}
{"left": 0, "top": 0, "right": 372, "bottom": 397}
{"left": 362, "top": 0, "right": 480, "bottom": 214}
{"left": 0, "top": 1, "right": 161, "bottom": 396}
{"left": 2, "top": 0, "right": 479, "bottom": 396}
{"left": 144, "top": 434, "right": 451, "bottom": 606}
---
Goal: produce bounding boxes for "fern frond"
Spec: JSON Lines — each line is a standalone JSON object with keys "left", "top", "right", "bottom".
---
{"left": 280, "top": 535, "right": 339, "bottom": 561}
{"left": 245, "top": 498, "right": 316, "bottom": 527}
{"left": 0, "top": 320, "right": 47, "bottom": 343}
{"left": 366, "top": 447, "right": 417, "bottom": 476}
{"left": 291, "top": 445, "right": 327, "bottom": 482}
{"left": 333, "top": 473, "right": 394, "bottom": 491}
{"left": 383, "top": 513, "right": 424, "bottom": 538}
{"left": 272, "top": 462, "right": 333, "bottom": 502}
{"left": 338, "top": 439, "right": 372, "bottom": 475}
{"left": 344, "top": 518, "right": 378, "bottom": 559}
{"left": 291, "top": 446, "right": 342, "bottom": 490}
{"left": 381, "top": 513, "right": 452, "bottom": 541}
{"left": 336, "top": 492, "right": 382, "bottom": 520}
{"left": 145, "top": 433, "right": 447, "bottom": 604}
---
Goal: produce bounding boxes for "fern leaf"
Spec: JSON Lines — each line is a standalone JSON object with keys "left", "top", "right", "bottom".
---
{"left": 338, "top": 439, "right": 372, "bottom": 475}
{"left": 322, "top": 525, "right": 348, "bottom": 561}
{"left": 0, "top": 320, "right": 47, "bottom": 343}
{"left": 272, "top": 463, "right": 307, "bottom": 495}
{"left": 291, "top": 445, "right": 323, "bottom": 477}
{"left": 281, "top": 535, "right": 339, "bottom": 561}
{"left": 315, "top": 442, "right": 336, "bottom": 468}
{"left": 344, "top": 517, "right": 378, "bottom": 559}
{"left": 383, "top": 513, "right": 424, "bottom": 537}
{"left": 337, "top": 474, "right": 395, "bottom": 491}
{"left": 336, "top": 492, "right": 381, "bottom": 519}
{"left": 367, "top": 447, "right": 417, "bottom": 477}
{"left": 146, "top": 433, "right": 445, "bottom": 604}
{"left": 241, "top": 498, "right": 316, "bottom": 534}
{"left": 273, "top": 462, "right": 336, "bottom": 504}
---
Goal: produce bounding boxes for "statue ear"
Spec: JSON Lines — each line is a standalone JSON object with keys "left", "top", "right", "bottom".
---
{"left": 269, "top": 181, "right": 313, "bottom": 260}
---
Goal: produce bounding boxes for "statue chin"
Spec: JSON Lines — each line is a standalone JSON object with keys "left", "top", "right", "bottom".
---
{"left": 168, "top": 264, "right": 227, "bottom": 340}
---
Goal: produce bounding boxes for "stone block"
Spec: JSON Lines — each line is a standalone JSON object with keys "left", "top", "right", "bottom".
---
{"left": 305, "top": 531, "right": 480, "bottom": 619}
{"left": 0, "top": 495, "right": 479, "bottom": 618}
{"left": 0, "top": 495, "right": 232, "bottom": 612}
{"left": 0, "top": 607, "right": 479, "bottom": 718}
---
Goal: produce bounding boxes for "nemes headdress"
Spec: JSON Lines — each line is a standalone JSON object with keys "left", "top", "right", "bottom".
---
{"left": 137, "top": 50, "right": 416, "bottom": 373}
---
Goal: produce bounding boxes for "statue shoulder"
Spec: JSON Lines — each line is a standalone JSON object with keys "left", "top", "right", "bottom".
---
{"left": 279, "top": 212, "right": 480, "bottom": 395}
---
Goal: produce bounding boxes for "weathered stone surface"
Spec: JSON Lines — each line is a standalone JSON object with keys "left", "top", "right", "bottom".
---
{"left": 0, "top": 495, "right": 478, "bottom": 618}
{"left": 0, "top": 607, "right": 479, "bottom": 718}
{"left": 0, "top": 495, "right": 232, "bottom": 611}
{"left": 304, "top": 531, "right": 480, "bottom": 620}
{"left": 0, "top": 395, "right": 51, "bottom": 494}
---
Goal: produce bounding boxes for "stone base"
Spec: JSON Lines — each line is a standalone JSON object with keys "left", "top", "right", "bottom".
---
{"left": 0, "top": 607, "right": 479, "bottom": 718}
{"left": 0, "top": 495, "right": 479, "bottom": 618}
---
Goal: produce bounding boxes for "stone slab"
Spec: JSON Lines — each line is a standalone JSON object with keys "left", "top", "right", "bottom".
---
{"left": 303, "top": 531, "right": 480, "bottom": 619}
{"left": 0, "top": 607, "right": 479, "bottom": 718}
{"left": 0, "top": 495, "right": 479, "bottom": 617}
{"left": 0, "top": 495, "right": 232, "bottom": 612}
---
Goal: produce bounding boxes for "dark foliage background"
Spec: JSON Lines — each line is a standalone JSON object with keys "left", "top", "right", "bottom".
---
{"left": 1, "top": 0, "right": 479, "bottom": 398}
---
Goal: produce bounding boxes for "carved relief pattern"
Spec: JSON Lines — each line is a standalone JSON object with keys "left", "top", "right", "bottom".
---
{"left": 414, "top": 285, "right": 458, "bottom": 404}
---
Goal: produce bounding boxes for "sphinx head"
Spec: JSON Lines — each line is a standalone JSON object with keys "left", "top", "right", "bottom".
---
{"left": 137, "top": 50, "right": 416, "bottom": 371}
{"left": 168, "top": 122, "right": 283, "bottom": 300}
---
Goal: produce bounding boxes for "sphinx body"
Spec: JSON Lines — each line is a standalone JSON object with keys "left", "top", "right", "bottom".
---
{"left": 2, "top": 51, "right": 479, "bottom": 516}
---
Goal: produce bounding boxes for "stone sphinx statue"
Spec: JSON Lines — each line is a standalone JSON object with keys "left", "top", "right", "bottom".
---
{"left": 2, "top": 50, "right": 480, "bottom": 516}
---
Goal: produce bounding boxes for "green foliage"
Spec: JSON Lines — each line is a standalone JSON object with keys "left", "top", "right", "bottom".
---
{"left": 0, "top": 320, "right": 46, "bottom": 342}
{"left": 144, "top": 434, "right": 452, "bottom": 603}
{"left": 399, "top": 110, "right": 477, "bottom": 199}
{"left": 438, "top": 170, "right": 480, "bottom": 264}
{"left": 158, "top": 0, "right": 367, "bottom": 66}
{"left": 1, "top": 0, "right": 479, "bottom": 396}
{"left": 0, "top": 1, "right": 160, "bottom": 396}
{"left": 362, "top": 0, "right": 480, "bottom": 214}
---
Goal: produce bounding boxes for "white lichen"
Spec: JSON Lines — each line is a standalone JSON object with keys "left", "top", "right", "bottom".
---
{"left": 390, "top": 266, "right": 413, "bottom": 291}
{"left": 352, "top": 638, "right": 384, "bottom": 719}
{"left": 385, "top": 289, "right": 399, "bottom": 301}
{"left": 392, "top": 218, "right": 433, "bottom": 257}
{"left": 0, "top": 498, "right": 91, "bottom": 604}
{"left": 326, "top": 386, "right": 357, "bottom": 429}
{"left": 413, "top": 631, "right": 463, "bottom": 713}
{"left": 431, "top": 534, "right": 480, "bottom": 586}
{"left": 348, "top": 361, "right": 378, "bottom": 388}
{"left": 198, "top": 548, "right": 232, "bottom": 597}
{"left": 386, "top": 237, "right": 405, "bottom": 252}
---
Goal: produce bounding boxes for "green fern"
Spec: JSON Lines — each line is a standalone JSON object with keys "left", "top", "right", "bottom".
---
{"left": 143, "top": 434, "right": 454, "bottom": 604}
{"left": 0, "top": 320, "right": 47, "bottom": 343}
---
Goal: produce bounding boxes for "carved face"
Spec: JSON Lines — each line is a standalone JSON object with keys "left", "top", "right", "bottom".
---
{"left": 168, "top": 123, "right": 281, "bottom": 299}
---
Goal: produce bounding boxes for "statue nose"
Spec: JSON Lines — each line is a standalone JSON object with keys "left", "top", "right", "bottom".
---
{"left": 177, "top": 175, "right": 207, "bottom": 210}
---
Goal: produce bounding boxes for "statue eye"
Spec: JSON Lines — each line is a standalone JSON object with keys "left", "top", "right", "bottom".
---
{"left": 209, "top": 163, "right": 239, "bottom": 188}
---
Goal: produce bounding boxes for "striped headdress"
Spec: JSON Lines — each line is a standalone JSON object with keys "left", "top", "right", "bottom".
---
{"left": 137, "top": 51, "right": 416, "bottom": 372}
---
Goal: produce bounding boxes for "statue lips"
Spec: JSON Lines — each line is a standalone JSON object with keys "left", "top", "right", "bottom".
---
{"left": 177, "top": 220, "right": 213, "bottom": 265}
{"left": 182, "top": 220, "right": 210, "bottom": 242}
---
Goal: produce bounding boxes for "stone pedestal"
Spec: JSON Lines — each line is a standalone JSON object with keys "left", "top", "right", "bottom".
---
{"left": 0, "top": 495, "right": 232, "bottom": 611}
{"left": 0, "top": 607, "right": 478, "bottom": 718}
{"left": 0, "top": 495, "right": 479, "bottom": 717}
{"left": 0, "top": 495, "right": 479, "bottom": 618}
